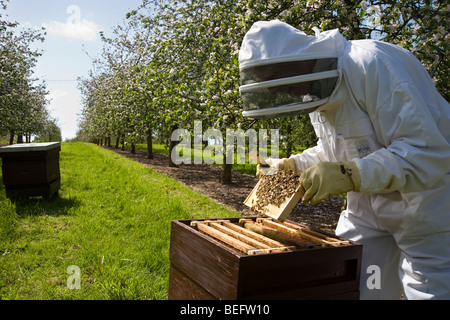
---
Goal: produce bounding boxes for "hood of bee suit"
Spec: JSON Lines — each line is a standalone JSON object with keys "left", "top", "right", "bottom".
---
{"left": 239, "top": 20, "right": 347, "bottom": 118}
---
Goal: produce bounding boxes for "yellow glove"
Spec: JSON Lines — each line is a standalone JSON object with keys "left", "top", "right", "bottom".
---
{"left": 256, "top": 158, "right": 299, "bottom": 179}
{"left": 299, "top": 161, "right": 361, "bottom": 205}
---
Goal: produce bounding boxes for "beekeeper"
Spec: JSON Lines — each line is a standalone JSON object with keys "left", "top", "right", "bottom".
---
{"left": 239, "top": 20, "right": 450, "bottom": 300}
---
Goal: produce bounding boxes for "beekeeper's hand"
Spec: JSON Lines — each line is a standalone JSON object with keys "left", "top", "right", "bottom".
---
{"left": 256, "top": 158, "right": 299, "bottom": 179}
{"left": 299, "top": 161, "right": 361, "bottom": 204}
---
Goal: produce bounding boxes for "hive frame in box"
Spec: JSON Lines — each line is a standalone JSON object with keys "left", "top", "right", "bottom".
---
{"left": 190, "top": 218, "right": 351, "bottom": 256}
{"left": 169, "top": 217, "right": 362, "bottom": 300}
{"left": 190, "top": 219, "right": 296, "bottom": 255}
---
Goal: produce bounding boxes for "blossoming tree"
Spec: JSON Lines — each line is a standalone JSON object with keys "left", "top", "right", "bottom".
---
{"left": 78, "top": 0, "right": 448, "bottom": 183}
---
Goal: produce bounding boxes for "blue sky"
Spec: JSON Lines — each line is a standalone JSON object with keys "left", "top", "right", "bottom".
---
{"left": 5, "top": 0, "right": 144, "bottom": 140}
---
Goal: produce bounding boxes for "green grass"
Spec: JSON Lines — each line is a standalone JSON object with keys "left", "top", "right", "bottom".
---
{"left": 0, "top": 142, "right": 237, "bottom": 300}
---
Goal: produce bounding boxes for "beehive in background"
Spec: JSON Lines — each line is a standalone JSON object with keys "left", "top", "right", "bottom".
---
{"left": 0, "top": 142, "right": 61, "bottom": 199}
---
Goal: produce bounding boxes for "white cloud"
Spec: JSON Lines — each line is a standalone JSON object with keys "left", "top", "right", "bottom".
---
{"left": 43, "top": 19, "right": 102, "bottom": 42}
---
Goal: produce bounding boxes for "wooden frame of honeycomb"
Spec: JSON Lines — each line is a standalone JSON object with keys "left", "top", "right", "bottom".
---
{"left": 244, "top": 169, "right": 304, "bottom": 222}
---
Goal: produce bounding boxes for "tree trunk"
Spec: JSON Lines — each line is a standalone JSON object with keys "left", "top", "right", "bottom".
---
{"left": 221, "top": 150, "right": 232, "bottom": 184}
{"left": 147, "top": 128, "right": 153, "bottom": 159}
{"left": 221, "top": 163, "right": 232, "bottom": 184}
{"left": 131, "top": 142, "right": 136, "bottom": 154}
{"left": 9, "top": 131, "right": 14, "bottom": 145}
{"left": 115, "top": 134, "right": 120, "bottom": 149}
{"left": 169, "top": 124, "right": 178, "bottom": 167}
{"left": 17, "top": 134, "right": 23, "bottom": 144}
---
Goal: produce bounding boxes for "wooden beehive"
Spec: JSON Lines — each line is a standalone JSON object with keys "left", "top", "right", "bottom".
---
{"left": 169, "top": 217, "right": 362, "bottom": 300}
{"left": 0, "top": 142, "right": 61, "bottom": 199}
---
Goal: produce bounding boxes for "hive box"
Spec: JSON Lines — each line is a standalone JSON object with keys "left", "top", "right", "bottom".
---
{"left": 169, "top": 217, "right": 362, "bottom": 300}
{"left": 0, "top": 142, "right": 61, "bottom": 199}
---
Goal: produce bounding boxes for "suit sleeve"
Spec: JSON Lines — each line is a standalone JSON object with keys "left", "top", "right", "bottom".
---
{"left": 354, "top": 82, "right": 450, "bottom": 194}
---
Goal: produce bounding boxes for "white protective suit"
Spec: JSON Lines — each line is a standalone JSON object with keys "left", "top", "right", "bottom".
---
{"left": 239, "top": 20, "right": 450, "bottom": 300}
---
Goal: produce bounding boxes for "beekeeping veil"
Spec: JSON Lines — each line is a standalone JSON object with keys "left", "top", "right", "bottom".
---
{"left": 239, "top": 20, "right": 346, "bottom": 118}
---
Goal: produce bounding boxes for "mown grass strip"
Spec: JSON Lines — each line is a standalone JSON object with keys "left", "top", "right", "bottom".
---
{"left": 0, "top": 142, "right": 237, "bottom": 300}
